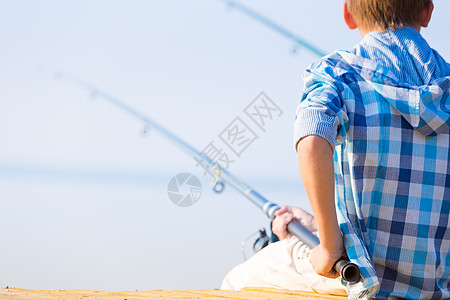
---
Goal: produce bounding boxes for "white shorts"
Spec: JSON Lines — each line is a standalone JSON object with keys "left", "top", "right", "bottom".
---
{"left": 221, "top": 237, "right": 347, "bottom": 296}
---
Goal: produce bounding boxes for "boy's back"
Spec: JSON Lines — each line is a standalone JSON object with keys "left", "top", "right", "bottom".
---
{"left": 295, "top": 22, "right": 450, "bottom": 300}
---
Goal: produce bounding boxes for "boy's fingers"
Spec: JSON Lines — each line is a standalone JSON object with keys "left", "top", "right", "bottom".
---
{"left": 328, "top": 269, "right": 340, "bottom": 279}
{"left": 310, "top": 246, "right": 343, "bottom": 279}
{"left": 275, "top": 206, "right": 288, "bottom": 216}
{"left": 330, "top": 271, "right": 340, "bottom": 279}
{"left": 283, "top": 212, "right": 294, "bottom": 223}
{"left": 272, "top": 212, "right": 295, "bottom": 239}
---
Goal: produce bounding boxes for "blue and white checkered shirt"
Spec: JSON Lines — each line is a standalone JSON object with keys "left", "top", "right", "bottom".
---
{"left": 294, "top": 27, "right": 450, "bottom": 299}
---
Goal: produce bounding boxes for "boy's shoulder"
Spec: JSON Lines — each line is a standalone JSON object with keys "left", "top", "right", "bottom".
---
{"left": 307, "top": 50, "right": 373, "bottom": 79}
{"left": 305, "top": 50, "right": 399, "bottom": 88}
{"left": 307, "top": 51, "right": 350, "bottom": 77}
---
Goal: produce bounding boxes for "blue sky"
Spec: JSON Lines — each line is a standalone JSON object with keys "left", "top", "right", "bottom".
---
{"left": 0, "top": 0, "right": 449, "bottom": 291}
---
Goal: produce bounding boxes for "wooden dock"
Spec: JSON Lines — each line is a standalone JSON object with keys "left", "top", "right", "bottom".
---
{"left": 0, "top": 287, "right": 348, "bottom": 299}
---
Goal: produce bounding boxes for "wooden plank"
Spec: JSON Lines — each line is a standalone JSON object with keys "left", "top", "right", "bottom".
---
{"left": 243, "top": 287, "right": 348, "bottom": 299}
{"left": 0, "top": 287, "right": 348, "bottom": 300}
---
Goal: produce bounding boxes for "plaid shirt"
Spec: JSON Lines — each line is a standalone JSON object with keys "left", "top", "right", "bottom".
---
{"left": 294, "top": 27, "right": 450, "bottom": 299}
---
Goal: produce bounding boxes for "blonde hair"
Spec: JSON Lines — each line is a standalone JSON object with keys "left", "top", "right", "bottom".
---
{"left": 346, "top": 0, "right": 430, "bottom": 30}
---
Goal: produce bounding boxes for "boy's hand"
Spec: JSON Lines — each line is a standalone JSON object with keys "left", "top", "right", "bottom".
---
{"left": 272, "top": 206, "right": 318, "bottom": 239}
{"left": 310, "top": 237, "right": 345, "bottom": 279}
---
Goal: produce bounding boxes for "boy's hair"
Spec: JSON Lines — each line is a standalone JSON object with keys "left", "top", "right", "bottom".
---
{"left": 347, "top": 0, "right": 430, "bottom": 30}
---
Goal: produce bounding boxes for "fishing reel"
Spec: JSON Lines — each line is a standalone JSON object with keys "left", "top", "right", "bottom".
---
{"left": 252, "top": 228, "right": 270, "bottom": 253}
{"left": 241, "top": 226, "right": 279, "bottom": 260}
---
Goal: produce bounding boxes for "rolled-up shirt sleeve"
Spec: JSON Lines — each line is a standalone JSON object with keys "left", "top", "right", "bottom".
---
{"left": 293, "top": 64, "right": 349, "bottom": 150}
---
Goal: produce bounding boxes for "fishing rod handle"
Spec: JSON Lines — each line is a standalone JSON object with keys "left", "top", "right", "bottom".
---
{"left": 333, "top": 257, "right": 361, "bottom": 283}
{"left": 286, "top": 220, "right": 361, "bottom": 283}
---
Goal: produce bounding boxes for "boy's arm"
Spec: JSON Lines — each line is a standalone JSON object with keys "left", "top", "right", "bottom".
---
{"left": 297, "top": 134, "right": 344, "bottom": 278}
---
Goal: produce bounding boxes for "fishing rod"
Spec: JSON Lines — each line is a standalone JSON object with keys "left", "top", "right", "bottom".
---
{"left": 219, "top": 0, "right": 326, "bottom": 58}
{"left": 50, "top": 70, "right": 360, "bottom": 283}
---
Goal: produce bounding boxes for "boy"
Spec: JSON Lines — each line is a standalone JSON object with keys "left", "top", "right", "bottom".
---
{"left": 222, "top": 0, "right": 450, "bottom": 299}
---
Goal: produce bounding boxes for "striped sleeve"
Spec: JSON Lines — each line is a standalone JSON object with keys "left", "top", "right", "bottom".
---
{"left": 293, "top": 61, "right": 349, "bottom": 150}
